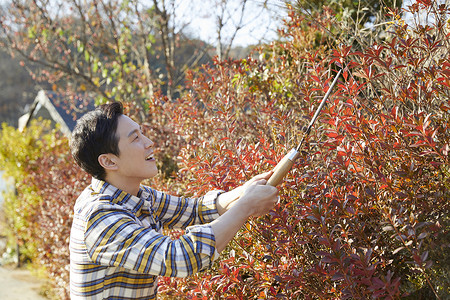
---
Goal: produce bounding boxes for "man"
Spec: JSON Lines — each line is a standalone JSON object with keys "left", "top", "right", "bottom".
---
{"left": 69, "top": 101, "right": 279, "bottom": 299}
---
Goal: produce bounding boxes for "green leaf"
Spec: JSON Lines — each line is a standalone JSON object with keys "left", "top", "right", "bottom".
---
{"left": 76, "top": 40, "right": 84, "bottom": 53}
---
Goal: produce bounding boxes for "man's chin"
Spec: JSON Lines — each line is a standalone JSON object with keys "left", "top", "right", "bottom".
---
{"left": 147, "top": 167, "right": 158, "bottom": 179}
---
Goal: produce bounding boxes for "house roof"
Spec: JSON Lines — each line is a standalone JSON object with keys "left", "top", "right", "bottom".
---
{"left": 18, "top": 90, "right": 96, "bottom": 136}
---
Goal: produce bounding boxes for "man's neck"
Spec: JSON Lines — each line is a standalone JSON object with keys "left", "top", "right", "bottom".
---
{"left": 104, "top": 174, "right": 141, "bottom": 197}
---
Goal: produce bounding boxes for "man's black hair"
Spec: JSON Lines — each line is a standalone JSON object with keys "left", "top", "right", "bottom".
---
{"left": 70, "top": 102, "right": 123, "bottom": 180}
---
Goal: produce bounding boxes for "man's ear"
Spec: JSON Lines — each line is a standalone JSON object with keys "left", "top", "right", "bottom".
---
{"left": 98, "top": 153, "right": 118, "bottom": 171}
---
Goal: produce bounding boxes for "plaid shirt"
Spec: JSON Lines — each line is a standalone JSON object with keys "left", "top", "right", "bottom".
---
{"left": 70, "top": 178, "right": 221, "bottom": 299}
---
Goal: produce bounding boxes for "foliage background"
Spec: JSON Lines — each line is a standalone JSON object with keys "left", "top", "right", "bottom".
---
{"left": 0, "top": 0, "right": 449, "bottom": 299}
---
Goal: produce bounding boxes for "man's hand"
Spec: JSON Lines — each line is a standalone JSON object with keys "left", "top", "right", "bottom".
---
{"left": 210, "top": 173, "right": 279, "bottom": 253}
{"left": 241, "top": 171, "right": 272, "bottom": 189}
{"left": 236, "top": 177, "right": 279, "bottom": 217}
{"left": 216, "top": 171, "right": 275, "bottom": 215}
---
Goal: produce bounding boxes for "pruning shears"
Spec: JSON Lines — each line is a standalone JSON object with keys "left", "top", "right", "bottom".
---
{"left": 267, "top": 69, "right": 342, "bottom": 186}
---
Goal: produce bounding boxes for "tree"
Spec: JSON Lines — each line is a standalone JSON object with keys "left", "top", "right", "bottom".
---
{"left": 182, "top": 0, "right": 286, "bottom": 60}
{"left": 0, "top": 0, "right": 287, "bottom": 105}
{"left": 0, "top": 47, "right": 39, "bottom": 126}
{"left": 0, "top": 1, "right": 154, "bottom": 110}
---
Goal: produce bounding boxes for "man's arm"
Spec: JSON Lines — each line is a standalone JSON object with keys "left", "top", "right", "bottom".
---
{"left": 82, "top": 176, "right": 278, "bottom": 277}
{"left": 84, "top": 204, "right": 218, "bottom": 278}
{"left": 148, "top": 171, "right": 273, "bottom": 228}
{"left": 82, "top": 180, "right": 277, "bottom": 276}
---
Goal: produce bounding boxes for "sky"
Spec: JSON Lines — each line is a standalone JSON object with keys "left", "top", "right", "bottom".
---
{"left": 173, "top": 0, "right": 289, "bottom": 47}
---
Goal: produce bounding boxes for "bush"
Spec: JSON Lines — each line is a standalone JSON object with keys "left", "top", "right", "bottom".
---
{"left": 156, "top": 2, "right": 449, "bottom": 299}
{"left": 0, "top": 120, "right": 89, "bottom": 299}
{"left": 0, "top": 120, "right": 53, "bottom": 263}
{"left": 25, "top": 132, "right": 90, "bottom": 299}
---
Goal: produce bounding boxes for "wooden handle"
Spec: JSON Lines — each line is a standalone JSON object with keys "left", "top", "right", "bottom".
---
{"left": 267, "top": 148, "right": 299, "bottom": 186}
{"left": 267, "top": 158, "right": 295, "bottom": 186}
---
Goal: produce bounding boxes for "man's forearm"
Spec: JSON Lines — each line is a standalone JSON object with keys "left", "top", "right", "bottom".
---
{"left": 210, "top": 179, "right": 278, "bottom": 253}
{"left": 216, "top": 186, "right": 245, "bottom": 215}
{"left": 210, "top": 201, "right": 251, "bottom": 252}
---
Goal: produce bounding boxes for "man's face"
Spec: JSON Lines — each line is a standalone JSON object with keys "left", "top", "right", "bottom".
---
{"left": 112, "top": 115, "right": 158, "bottom": 184}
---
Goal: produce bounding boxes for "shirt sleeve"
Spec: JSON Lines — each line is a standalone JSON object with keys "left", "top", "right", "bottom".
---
{"left": 150, "top": 189, "right": 223, "bottom": 229}
{"left": 84, "top": 204, "right": 219, "bottom": 278}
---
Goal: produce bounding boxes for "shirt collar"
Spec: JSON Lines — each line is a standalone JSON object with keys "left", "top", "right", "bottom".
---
{"left": 91, "top": 178, "right": 147, "bottom": 214}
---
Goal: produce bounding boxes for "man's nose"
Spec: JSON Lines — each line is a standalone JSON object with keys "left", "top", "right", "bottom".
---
{"left": 144, "top": 136, "right": 154, "bottom": 148}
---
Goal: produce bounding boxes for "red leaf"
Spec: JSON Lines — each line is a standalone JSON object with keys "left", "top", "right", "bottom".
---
{"left": 410, "top": 140, "right": 427, "bottom": 147}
